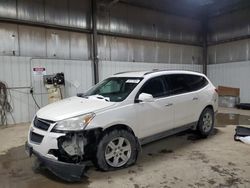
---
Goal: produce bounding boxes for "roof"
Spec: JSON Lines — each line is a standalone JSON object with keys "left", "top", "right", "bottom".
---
{"left": 111, "top": 70, "right": 204, "bottom": 78}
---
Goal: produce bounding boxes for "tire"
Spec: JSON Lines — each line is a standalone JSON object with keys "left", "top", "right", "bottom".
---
{"left": 94, "top": 129, "right": 138, "bottom": 171}
{"left": 197, "top": 107, "right": 215, "bottom": 138}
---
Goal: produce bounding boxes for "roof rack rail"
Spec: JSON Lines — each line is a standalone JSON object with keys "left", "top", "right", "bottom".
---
{"left": 113, "top": 70, "right": 142, "bottom": 75}
{"left": 114, "top": 71, "right": 132, "bottom": 75}
{"left": 143, "top": 69, "right": 159, "bottom": 75}
{"left": 143, "top": 69, "right": 200, "bottom": 75}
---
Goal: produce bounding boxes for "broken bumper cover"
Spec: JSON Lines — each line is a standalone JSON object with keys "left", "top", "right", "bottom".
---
{"left": 25, "top": 142, "right": 86, "bottom": 182}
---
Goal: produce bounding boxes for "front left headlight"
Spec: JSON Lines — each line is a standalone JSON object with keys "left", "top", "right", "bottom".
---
{"left": 53, "top": 113, "right": 95, "bottom": 131}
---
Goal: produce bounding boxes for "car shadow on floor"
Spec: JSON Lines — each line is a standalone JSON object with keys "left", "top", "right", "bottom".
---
{"left": 137, "top": 128, "right": 219, "bottom": 161}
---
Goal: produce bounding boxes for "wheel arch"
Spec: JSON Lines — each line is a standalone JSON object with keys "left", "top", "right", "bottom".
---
{"left": 103, "top": 124, "right": 135, "bottom": 135}
{"left": 102, "top": 124, "right": 141, "bottom": 151}
{"left": 204, "top": 104, "right": 214, "bottom": 112}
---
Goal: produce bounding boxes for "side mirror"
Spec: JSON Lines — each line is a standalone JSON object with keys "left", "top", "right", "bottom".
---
{"left": 138, "top": 93, "right": 155, "bottom": 103}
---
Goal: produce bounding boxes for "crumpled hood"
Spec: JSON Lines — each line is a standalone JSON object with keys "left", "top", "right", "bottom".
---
{"left": 36, "top": 96, "right": 115, "bottom": 121}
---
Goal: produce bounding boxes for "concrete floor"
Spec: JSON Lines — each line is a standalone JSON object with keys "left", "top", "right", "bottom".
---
{"left": 0, "top": 107, "right": 250, "bottom": 188}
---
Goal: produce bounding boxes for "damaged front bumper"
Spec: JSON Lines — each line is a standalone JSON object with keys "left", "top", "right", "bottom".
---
{"left": 26, "top": 117, "right": 103, "bottom": 181}
{"left": 25, "top": 141, "right": 86, "bottom": 182}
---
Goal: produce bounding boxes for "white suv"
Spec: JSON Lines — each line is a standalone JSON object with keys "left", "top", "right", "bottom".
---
{"left": 26, "top": 70, "right": 218, "bottom": 181}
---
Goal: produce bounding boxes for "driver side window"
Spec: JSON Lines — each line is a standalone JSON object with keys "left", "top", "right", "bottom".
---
{"left": 139, "top": 77, "right": 167, "bottom": 98}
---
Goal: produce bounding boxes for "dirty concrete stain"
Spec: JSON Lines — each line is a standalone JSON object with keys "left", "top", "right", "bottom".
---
{"left": 207, "top": 179, "right": 216, "bottom": 185}
{"left": 133, "top": 183, "right": 139, "bottom": 188}
{"left": 158, "top": 149, "right": 173, "bottom": 154}
{"left": 216, "top": 113, "right": 250, "bottom": 127}
{"left": 188, "top": 150, "right": 210, "bottom": 164}
{"left": 210, "top": 164, "right": 246, "bottom": 187}
{"left": 1, "top": 122, "right": 250, "bottom": 188}
{"left": 228, "top": 162, "right": 236, "bottom": 166}
{"left": 194, "top": 182, "right": 205, "bottom": 187}
{"left": 128, "top": 169, "right": 136, "bottom": 174}
{"left": 0, "top": 146, "right": 90, "bottom": 188}
{"left": 210, "top": 165, "right": 237, "bottom": 177}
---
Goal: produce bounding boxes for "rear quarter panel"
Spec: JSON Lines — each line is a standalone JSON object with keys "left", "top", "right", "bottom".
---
{"left": 197, "top": 83, "right": 218, "bottom": 117}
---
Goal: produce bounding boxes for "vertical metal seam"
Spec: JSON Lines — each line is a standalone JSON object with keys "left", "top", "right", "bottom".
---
{"left": 69, "top": 31, "right": 71, "bottom": 59}
{"left": 15, "top": 0, "right": 18, "bottom": 19}
{"left": 17, "top": 24, "right": 20, "bottom": 56}
{"left": 247, "top": 40, "right": 249, "bottom": 60}
{"left": 91, "top": 0, "right": 99, "bottom": 84}
{"left": 202, "top": 16, "right": 208, "bottom": 75}
{"left": 43, "top": 0, "right": 46, "bottom": 22}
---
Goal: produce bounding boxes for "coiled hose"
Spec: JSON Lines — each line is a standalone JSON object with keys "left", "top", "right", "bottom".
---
{"left": 0, "top": 82, "right": 13, "bottom": 125}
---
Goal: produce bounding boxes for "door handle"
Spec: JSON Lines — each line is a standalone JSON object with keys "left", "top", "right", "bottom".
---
{"left": 193, "top": 97, "right": 199, "bottom": 101}
{"left": 165, "top": 103, "right": 173, "bottom": 107}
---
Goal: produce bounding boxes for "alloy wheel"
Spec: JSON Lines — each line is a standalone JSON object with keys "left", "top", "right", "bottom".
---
{"left": 104, "top": 137, "right": 132, "bottom": 167}
{"left": 202, "top": 112, "right": 213, "bottom": 132}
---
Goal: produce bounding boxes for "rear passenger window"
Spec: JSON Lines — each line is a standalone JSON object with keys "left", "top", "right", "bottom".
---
{"left": 165, "top": 74, "right": 208, "bottom": 95}
{"left": 165, "top": 74, "right": 189, "bottom": 95}
{"left": 188, "top": 75, "right": 208, "bottom": 91}
{"left": 140, "top": 77, "right": 167, "bottom": 98}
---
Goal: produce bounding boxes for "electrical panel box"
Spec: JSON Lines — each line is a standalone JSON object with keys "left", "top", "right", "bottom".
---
{"left": 43, "top": 72, "right": 65, "bottom": 104}
{"left": 43, "top": 73, "right": 65, "bottom": 86}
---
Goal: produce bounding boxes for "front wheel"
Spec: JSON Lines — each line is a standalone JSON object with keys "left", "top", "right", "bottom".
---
{"left": 197, "top": 107, "right": 214, "bottom": 137}
{"left": 94, "top": 129, "right": 138, "bottom": 171}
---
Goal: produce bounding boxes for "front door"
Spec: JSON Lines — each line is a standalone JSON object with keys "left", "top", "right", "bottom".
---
{"left": 135, "top": 76, "right": 174, "bottom": 139}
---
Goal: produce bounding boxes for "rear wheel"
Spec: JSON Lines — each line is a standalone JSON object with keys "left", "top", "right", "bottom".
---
{"left": 197, "top": 107, "right": 214, "bottom": 137}
{"left": 95, "top": 129, "right": 138, "bottom": 171}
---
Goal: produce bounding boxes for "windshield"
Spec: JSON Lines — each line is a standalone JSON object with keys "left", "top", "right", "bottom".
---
{"left": 84, "top": 77, "right": 142, "bottom": 102}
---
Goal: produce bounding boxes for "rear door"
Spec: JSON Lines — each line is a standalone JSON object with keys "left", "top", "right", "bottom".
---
{"left": 135, "top": 76, "right": 174, "bottom": 138}
{"left": 164, "top": 74, "right": 199, "bottom": 128}
{"left": 188, "top": 74, "right": 209, "bottom": 119}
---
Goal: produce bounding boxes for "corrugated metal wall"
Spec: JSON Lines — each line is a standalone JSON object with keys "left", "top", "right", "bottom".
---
{"left": 0, "top": 0, "right": 92, "bottom": 29}
{"left": 0, "top": 0, "right": 202, "bottom": 44}
{"left": 98, "top": 36, "right": 203, "bottom": 81}
{"left": 207, "top": 61, "right": 250, "bottom": 103}
{"left": 207, "top": 7, "right": 250, "bottom": 102}
{"left": 0, "top": 56, "right": 31, "bottom": 124}
{"left": 0, "top": 22, "right": 92, "bottom": 59}
{"left": 208, "top": 39, "right": 249, "bottom": 64}
{"left": 0, "top": 0, "right": 203, "bottom": 124}
{"left": 98, "top": 3, "right": 202, "bottom": 44}
{"left": 0, "top": 56, "right": 93, "bottom": 124}
{"left": 208, "top": 7, "right": 250, "bottom": 43}
{"left": 98, "top": 36, "right": 203, "bottom": 64}
{"left": 99, "top": 61, "right": 203, "bottom": 81}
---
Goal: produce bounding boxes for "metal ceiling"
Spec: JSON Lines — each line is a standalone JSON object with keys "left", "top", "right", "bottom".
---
{"left": 117, "top": 0, "right": 250, "bottom": 18}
